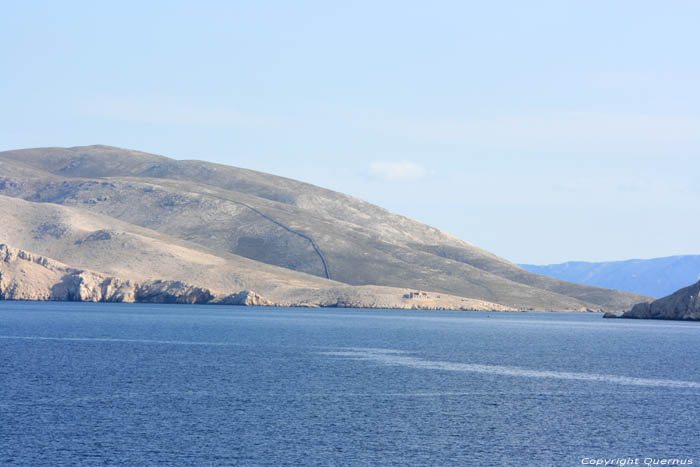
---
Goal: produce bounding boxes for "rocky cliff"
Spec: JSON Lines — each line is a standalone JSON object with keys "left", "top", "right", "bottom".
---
{"left": 618, "top": 280, "right": 700, "bottom": 321}
{"left": 0, "top": 243, "right": 514, "bottom": 311}
{"left": 0, "top": 243, "right": 212, "bottom": 303}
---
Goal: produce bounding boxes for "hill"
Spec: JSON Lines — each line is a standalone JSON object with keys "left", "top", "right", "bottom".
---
{"left": 520, "top": 256, "right": 700, "bottom": 298}
{"left": 0, "top": 145, "right": 649, "bottom": 311}
{"left": 616, "top": 280, "right": 700, "bottom": 321}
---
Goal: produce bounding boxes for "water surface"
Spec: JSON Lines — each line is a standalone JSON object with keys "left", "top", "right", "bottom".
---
{"left": 1, "top": 302, "right": 699, "bottom": 466}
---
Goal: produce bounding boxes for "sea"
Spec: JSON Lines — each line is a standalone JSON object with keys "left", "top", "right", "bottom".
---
{"left": 1, "top": 302, "right": 699, "bottom": 466}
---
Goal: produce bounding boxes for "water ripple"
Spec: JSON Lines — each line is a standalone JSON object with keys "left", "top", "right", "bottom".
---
{"left": 0, "top": 335, "right": 236, "bottom": 346}
{"left": 321, "top": 348, "right": 700, "bottom": 389}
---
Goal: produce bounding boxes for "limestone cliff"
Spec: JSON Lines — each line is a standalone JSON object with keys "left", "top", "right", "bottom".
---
{"left": 219, "top": 290, "right": 274, "bottom": 306}
{"left": 619, "top": 280, "right": 700, "bottom": 321}
{"left": 0, "top": 244, "right": 213, "bottom": 304}
{"left": 0, "top": 243, "right": 514, "bottom": 311}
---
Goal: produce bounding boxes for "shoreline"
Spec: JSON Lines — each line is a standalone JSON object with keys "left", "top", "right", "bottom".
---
{"left": 0, "top": 297, "right": 604, "bottom": 314}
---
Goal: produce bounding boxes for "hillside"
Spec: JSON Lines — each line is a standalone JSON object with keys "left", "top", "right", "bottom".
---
{"left": 520, "top": 256, "right": 700, "bottom": 298}
{"left": 0, "top": 145, "right": 649, "bottom": 311}
{"left": 618, "top": 280, "right": 700, "bottom": 321}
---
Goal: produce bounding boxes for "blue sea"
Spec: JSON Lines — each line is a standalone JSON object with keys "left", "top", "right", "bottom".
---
{"left": 2, "top": 302, "right": 699, "bottom": 466}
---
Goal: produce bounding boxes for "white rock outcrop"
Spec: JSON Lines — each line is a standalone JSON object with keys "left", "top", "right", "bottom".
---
{"left": 0, "top": 244, "right": 213, "bottom": 304}
{"left": 0, "top": 243, "right": 516, "bottom": 311}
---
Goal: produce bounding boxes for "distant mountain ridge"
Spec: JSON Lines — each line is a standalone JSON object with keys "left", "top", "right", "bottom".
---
{"left": 0, "top": 145, "right": 649, "bottom": 311}
{"left": 520, "top": 256, "right": 700, "bottom": 298}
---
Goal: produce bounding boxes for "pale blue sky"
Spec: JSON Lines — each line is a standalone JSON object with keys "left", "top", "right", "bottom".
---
{"left": 2, "top": 1, "right": 699, "bottom": 263}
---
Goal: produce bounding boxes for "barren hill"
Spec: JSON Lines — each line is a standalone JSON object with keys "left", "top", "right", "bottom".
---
{"left": 0, "top": 145, "right": 650, "bottom": 311}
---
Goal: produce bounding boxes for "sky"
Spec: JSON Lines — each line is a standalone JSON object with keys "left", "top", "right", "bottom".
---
{"left": 2, "top": 1, "right": 699, "bottom": 264}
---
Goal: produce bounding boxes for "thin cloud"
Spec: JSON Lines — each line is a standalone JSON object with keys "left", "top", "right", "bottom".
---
{"left": 369, "top": 160, "right": 427, "bottom": 182}
{"left": 360, "top": 111, "right": 700, "bottom": 154}
{"left": 83, "top": 96, "right": 273, "bottom": 128}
